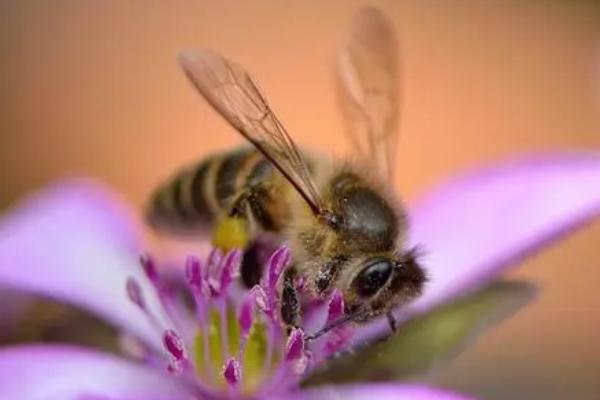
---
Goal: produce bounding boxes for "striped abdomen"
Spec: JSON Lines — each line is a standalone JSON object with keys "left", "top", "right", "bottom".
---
{"left": 147, "top": 147, "right": 281, "bottom": 234}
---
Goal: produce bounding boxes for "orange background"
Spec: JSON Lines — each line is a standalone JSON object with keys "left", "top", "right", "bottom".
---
{"left": 1, "top": 1, "right": 599, "bottom": 398}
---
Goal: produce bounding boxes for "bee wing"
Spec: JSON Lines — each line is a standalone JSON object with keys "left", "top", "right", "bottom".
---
{"left": 336, "top": 7, "right": 400, "bottom": 181}
{"left": 179, "top": 49, "right": 324, "bottom": 215}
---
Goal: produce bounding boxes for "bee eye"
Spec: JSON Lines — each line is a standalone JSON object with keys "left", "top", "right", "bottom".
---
{"left": 355, "top": 259, "right": 393, "bottom": 297}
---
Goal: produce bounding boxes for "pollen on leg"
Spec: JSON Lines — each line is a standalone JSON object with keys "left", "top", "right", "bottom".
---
{"left": 212, "top": 216, "right": 250, "bottom": 251}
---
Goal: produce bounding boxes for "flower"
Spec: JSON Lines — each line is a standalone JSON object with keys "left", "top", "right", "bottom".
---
{"left": 0, "top": 153, "right": 599, "bottom": 399}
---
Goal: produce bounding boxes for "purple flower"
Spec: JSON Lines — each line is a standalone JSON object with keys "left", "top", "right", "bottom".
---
{"left": 0, "top": 153, "right": 599, "bottom": 399}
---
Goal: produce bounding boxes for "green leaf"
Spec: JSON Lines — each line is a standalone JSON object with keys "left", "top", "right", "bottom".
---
{"left": 304, "top": 280, "right": 537, "bottom": 386}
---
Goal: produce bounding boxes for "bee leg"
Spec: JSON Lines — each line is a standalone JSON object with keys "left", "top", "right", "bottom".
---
{"left": 280, "top": 267, "right": 301, "bottom": 334}
{"left": 386, "top": 311, "right": 397, "bottom": 333}
{"left": 212, "top": 184, "right": 265, "bottom": 252}
{"left": 315, "top": 256, "right": 346, "bottom": 296}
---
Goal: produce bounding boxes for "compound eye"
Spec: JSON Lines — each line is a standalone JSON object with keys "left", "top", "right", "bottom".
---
{"left": 355, "top": 259, "right": 393, "bottom": 297}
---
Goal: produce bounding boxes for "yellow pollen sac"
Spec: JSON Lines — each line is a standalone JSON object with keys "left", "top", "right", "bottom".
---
{"left": 212, "top": 216, "right": 249, "bottom": 251}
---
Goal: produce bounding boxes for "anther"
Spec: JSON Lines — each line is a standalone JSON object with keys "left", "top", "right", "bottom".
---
{"left": 219, "top": 250, "right": 241, "bottom": 295}
{"left": 238, "top": 292, "right": 255, "bottom": 338}
{"left": 285, "top": 328, "right": 305, "bottom": 362}
{"left": 207, "top": 248, "right": 223, "bottom": 279}
{"left": 223, "top": 357, "right": 241, "bottom": 386}
{"left": 251, "top": 285, "right": 269, "bottom": 314}
{"left": 126, "top": 277, "right": 145, "bottom": 310}
{"left": 327, "top": 290, "right": 345, "bottom": 322}
{"left": 140, "top": 254, "right": 159, "bottom": 286}
{"left": 285, "top": 328, "right": 309, "bottom": 375}
{"left": 206, "top": 249, "right": 224, "bottom": 296}
{"left": 323, "top": 290, "right": 354, "bottom": 356}
{"left": 185, "top": 255, "right": 202, "bottom": 290}
{"left": 163, "top": 329, "right": 186, "bottom": 361}
{"left": 267, "top": 246, "right": 290, "bottom": 289}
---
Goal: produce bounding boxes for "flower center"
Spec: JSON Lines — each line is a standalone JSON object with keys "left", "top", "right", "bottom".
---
{"left": 126, "top": 246, "right": 354, "bottom": 399}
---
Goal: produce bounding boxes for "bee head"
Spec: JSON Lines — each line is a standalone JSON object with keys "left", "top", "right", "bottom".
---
{"left": 345, "top": 249, "right": 426, "bottom": 321}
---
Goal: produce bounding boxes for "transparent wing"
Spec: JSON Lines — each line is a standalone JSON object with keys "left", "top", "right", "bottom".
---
{"left": 336, "top": 7, "right": 400, "bottom": 180}
{"left": 179, "top": 49, "right": 324, "bottom": 216}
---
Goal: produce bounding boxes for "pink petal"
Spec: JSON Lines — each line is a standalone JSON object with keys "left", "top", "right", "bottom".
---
{"left": 356, "top": 153, "right": 600, "bottom": 341}
{"left": 268, "top": 383, "right": 473, "bottom": 400}
{"left": 0, "top": 180, "right": 173, "bottom": 351}
{"left": 0, "top": 345, "right": 193, "bottom": 400}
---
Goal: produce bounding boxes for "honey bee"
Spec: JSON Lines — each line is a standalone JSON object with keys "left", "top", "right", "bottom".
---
{"left": 148, "top": 7, "right": 426, "bottom": 338}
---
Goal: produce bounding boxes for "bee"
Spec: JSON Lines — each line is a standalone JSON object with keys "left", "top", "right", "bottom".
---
{"left": 148, "top": 7, "right": 426, "bottom": 338}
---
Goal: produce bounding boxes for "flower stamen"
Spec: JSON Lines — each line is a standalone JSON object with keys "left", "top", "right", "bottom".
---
{"left": 163, "top": 329, "right": 186, "bottom": 361}
{"left": 127, "top": 246, "right": 357, "bottom": 398}
{"left": 223, "top": 357, "right": 241, "bottom": 387}
{"left": 126, "top": 277, "right": 145, "bottom": 310}
{"left": 126, "top": 277, "right": 164, "bottom": 334}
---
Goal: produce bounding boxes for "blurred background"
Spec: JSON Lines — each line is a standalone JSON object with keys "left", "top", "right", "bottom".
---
{"left": 0, "top": 0, "right": 599, "bottom": 398}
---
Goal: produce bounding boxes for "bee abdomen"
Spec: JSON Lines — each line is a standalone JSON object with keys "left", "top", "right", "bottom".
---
{"left": 147, "top": 156, "right": 216, "bottom": 232}
{"left": 147, "top": 147, "right": 267, "bottom": 233}
{"left": 214, "top": 148, "right": 255, "bottom": 208}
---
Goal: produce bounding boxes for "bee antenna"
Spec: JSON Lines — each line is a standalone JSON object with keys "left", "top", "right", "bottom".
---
{"left": 305, "top": 312, "right": 356, "bottom": 342}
